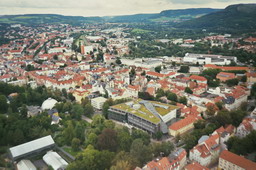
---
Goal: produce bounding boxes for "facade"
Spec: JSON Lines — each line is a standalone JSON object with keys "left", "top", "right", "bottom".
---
{"left": 91, "top": 97, "right": 107, "bottom": 110}
{"left": 236, "top": 117, "right": 256, "bottom": 138}
{"left": 108, "top": 99, "right": 179, "bottom": 134}
{"left": 184, "top": 53, "right": 237, "bottom": 65}
{"left": 169, "top": 116, "right": 201, "bottom": 137}
{"left": 218, "top": 150, "right": 256, "bottom": 170}
{"left": 189, "top": 133, "right": 221, "bottom": 167}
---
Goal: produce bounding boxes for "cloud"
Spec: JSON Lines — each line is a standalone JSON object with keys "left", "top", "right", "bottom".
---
{"left": 0, "top": 0, "right": 255, "bottom": 16}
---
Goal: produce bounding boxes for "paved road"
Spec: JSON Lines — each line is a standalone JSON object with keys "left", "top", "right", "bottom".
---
{"left": 82, "top": 115, "right": 92, "bottom": 123}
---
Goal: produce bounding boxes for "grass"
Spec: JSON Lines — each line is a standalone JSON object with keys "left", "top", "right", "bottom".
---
{"left": 63, "top": 147, "right": 80, "bottom": 157}
{"left": 131, "top": 28, "right": 151, "bottom": 34}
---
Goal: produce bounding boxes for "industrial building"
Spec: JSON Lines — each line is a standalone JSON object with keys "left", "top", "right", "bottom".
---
{"left": 9, "top": 135, "right": 55, "bottom": 161}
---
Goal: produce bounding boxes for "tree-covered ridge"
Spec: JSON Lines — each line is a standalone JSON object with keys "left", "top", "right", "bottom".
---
{"left": 177, "top": 4, "right": 256, "bottom": 30}
{"left": 0, "top": 14, "right": 103, "bottom": 26}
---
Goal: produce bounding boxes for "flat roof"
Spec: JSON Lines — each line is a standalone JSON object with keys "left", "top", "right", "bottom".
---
{"left": 9, "top": 135, "right": 55, "bottom": 159}
{"left": 111, "top": 99, "right": 178, "bottom": 124}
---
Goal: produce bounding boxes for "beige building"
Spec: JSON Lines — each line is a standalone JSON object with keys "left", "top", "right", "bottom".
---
{"left": 91, "top": 97, "right": 107, "bottom": 110}
{"left": 218, "top": 150, "right": 256, "bottom": 170}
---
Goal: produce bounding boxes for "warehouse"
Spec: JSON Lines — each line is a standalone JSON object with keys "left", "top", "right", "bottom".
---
{"left": 9, "top": 135, "right": 55, "bottom": 161}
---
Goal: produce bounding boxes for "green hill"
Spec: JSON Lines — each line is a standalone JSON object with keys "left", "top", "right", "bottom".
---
{"left": 176, "top": 4, "right": 256, "bottom": 30}
{"left": 105, "top": 8, "right": 220, "bottom": 23}
{"left": 0, "top": 14, "right": 103, "bottom": 26}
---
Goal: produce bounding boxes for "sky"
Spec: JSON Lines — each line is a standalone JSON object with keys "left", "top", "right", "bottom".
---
{"left": 0, "top": 0, "right": 255, "bottom": 17}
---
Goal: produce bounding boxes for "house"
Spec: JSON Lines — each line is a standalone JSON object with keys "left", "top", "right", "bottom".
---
{"left": 91, "top": 97, "right": 107, "bottom": 110}
{"left": 169, "top": 116, "right": 201, "bottom": 137}
{"left": 142, "top": 157, "right": 172, "bottom": 170}
{"left": 216, "top": 72, "right": 236, "bottom": 82}
{"left": 218, "top": 150, "right": 256, "bottom": 170}
{"left": 247, "top": 72, "right": 256, "bottom": 84}
{"left": 212, "top": 125, "right": 235, "bottom": 150}
{"left": 184, "top": 162, "right": 209, "bottom": 170}
{"left": 236, "top": 117, "right": 256, "bottom": 138}
{"left": 189, "top": 133, "right": 221, "bottom": 167}
{"left": 203, "top": 64, "right": 249, "bottom": 71}
{"left": 189, "top": 75, "right": 207, "bottom": 84}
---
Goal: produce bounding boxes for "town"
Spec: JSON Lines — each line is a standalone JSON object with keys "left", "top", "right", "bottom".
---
{"left": 0, "top": 20, "right": 256, "bottom": 170}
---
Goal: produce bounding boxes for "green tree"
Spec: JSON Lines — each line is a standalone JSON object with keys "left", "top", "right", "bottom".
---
{"left": 178, "top": 96, "right": 187, "bottom": 105}
{"left": 116, "top": 58, "right": 122, "bottom": 65}
{"left": 226, "top": 78, "right": 239, "bottom": 87}
{"left": 151, "top": 141, "right": 174, "bottom": 157}
{"left": 185, "top": 87, "right": 193, "bottom": 94}
{"left": 178, "top": 66, "right": 189, "bottom": 73}
{"left": 84, "top": 103, "right": 94, "bottom": 117}
{"left": 0, "top": 95, "right": 8, "bottom": 114}
{"left": 155, "top": 66, "right": 162, "bottom": 73}
{"left": 117, "top": 127, "right": 133, "bottom": 152}
{"left": 130, "top": 139, "right": 152, "bottom": 166}
{"left": 71, "top": 138, "right": 81, "bottom": 151}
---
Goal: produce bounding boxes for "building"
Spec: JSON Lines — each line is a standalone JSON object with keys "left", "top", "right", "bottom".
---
{"left": 216, "top": 72, "right": 236, "bottom": 82}
{"left": 189, "top": 133, "right": 221, "bottom": 167}
{"left": 41, "top": 98, "right": 58, "bottom": 110}
{"left": 184, "top": 53, "right": 237, "bottom": 65}
{"left": 91, "top": 97, "right": 107, "bottom": 110}
{"left": 184, "top": 162, "right": 209, "bottom": 170}
{"left": 43, "top": 151, "right": 68, "bottom": 170}
{"left": 17, "top": 160, "right": 36, "bottom": 170}
{"left": 142, "top": 157, "right": 172, "bottom": 170}
{"left": 236, "top": 117, "right": 256, "bottom": 138}
{"left": 169, "top": 116, "right": 201, "bottom": 137}
{"left": 9, "top": 135, "right": 55, "bottom": 161}
{"left": 108, "top": 99, "right": 180, "bottom": 134}
{"left": 218, "top": 150, "right": 256, "bottom": 170}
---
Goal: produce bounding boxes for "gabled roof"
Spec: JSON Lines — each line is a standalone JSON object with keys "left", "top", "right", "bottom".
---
{"left": 220, "top": 150, "right": 256, "bottom": 170}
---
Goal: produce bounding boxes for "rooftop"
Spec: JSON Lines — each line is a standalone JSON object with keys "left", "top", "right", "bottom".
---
{"left": 220, "top": 150, "right": 256, "bottom": 170}
{"left": 111, "top": 99, "right": 179, "bottom": 124}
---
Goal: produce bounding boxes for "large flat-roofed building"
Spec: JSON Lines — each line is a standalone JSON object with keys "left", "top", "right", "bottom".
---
{"left": 183, "top": 53, "right": 237, "bottom": 65}
{"left": 108, "top": 99, "right": 180, "bottom": 134}
{"left": 9, "top": 135, "right": 55, "bottom": 161}
{"left": 91, "top": 97, "right": 107, "bottom": 110}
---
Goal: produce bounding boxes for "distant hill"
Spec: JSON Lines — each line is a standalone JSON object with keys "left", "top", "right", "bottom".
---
{"left": 0, "top": 14, "right": 103, "bottom": 26}
{"left": 176, "top": 4, "right": 256, "bottom": 30}
{"left": 105, "top": 8, "right": 220, "bottom": 23}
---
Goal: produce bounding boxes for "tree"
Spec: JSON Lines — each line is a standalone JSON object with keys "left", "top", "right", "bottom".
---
{"left": 85, "top": 133, "right": 98, "bottom": 147}
{"left": 151, "top": 141, "right": 174, "bottom": 157}
{"left": 251, "top": 83, "right": 256, "bottom": 99}
{"left": 70, "top": 104, "right": 84, "bottom": 120}
{"left": 226, "top": 78, "right": 239, "bottom": 87}
{"left": 63, "top": 121, "right": 75, "bottom": 145}
{"left": 84, "top": 103, "right": 94, "bottom": 117}
{"left": 185, "top": 87, "right": 193, "bottom": 94}
{"left": 111, "top": 151, "right": 139, "bottom": 169}
{"left": 178, "top": 96, "right": 187, "bottom": 105}
{"left": 102, "top": 102, "right": 110, "bottom": 118}
{"left": 97, "top": 128, "right": 118, "bottom": 152}
{"left": 166, "top": 91, "right": 177, "bottom": 102}
{"left": 0, "top": 95, "right": 8, "bottom": 114}
{"left": 116, "top": 58, "right": 122, "bottom": 65}
{"left": 131, "top": 129, "right": 150, "bottom": 145}
{"left": 130, "top": 139, "right": 152, "bottom": 166}
{"left": 155, "top": 66, "right": 161, "bottom": 73}
{"left": 129, "top": 68, "right": 136, "bottom": 77}
{"left": 241, "top": 75, "right": 247, "bottom": 82}
{"left": 19, "top": 104, "right": 28, "bottom": 118}
{"left": 71, "top": 138, "right": 81, "bottom": 151}
{"left": 110, "top": 160, "right": 132, "bottom": 170}
{"left": 205, "top": 105, "right": 216, "bottom": 117}
{"left": 117, "top": 127, "right": 133, "bottom": 152}
{"left": 178, "top": 66, "right": 189, "bottom": 73}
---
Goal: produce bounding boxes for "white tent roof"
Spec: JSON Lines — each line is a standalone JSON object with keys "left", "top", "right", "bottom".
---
{"left": 17, "top": 159, "right": 36, "bottom": 170}
{"left": 43, "top": 151, "right": 68, "bottom": 170}
{"left": 41, "top": 98, "right": 58, "bottom": 110}
{"left": 10, "top": 135, "right": 55, "bottom": 159}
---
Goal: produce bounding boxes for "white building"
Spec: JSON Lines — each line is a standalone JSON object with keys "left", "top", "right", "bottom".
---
{"left": 183, "top": 53, "right": 237, "bottom": 65}
{"left": 41, "top": 98, "right": 58, "bottom": 110}
{"left": 91, "top": 97, "right": 107, "bottom": 110}
{"left": 17, "top": 160, "right": 36, "bottom": 170}
{"left": 43, "top": 151, "right": 68, "bottom": 170}
{"left": 236, "top": 117, "right": 256, "bottom": 138}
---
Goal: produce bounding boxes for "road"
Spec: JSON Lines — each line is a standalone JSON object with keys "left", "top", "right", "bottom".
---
{"left": 82, "top": 115, "right": 92, "bottom": 123}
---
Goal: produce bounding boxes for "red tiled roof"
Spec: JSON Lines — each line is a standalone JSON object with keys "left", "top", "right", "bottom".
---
{"left": 220, "top": 150, "right": 256, "bottom": 170}
{"left": 190, "top": 75, "right": 207, "bottom": 82}
{"left": 185, "top": 162, "right": 209, "bottom": 170}
{"left": 147, "top": 71, "right": 164, "bottom": 78}
{"left": 169, "top": 116, "right": 201, "bottom": 131}
{"left": 204, "top": 64, "right": 249, "bottom": 71}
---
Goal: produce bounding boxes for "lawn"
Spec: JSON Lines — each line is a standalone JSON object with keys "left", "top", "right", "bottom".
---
{"left": 63, "top": 147, "right": 80, "bottom": 157}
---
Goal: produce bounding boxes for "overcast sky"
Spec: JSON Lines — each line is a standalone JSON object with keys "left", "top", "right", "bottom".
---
{"left": 0, "top": 0, "right": 255, "bottom": 16}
